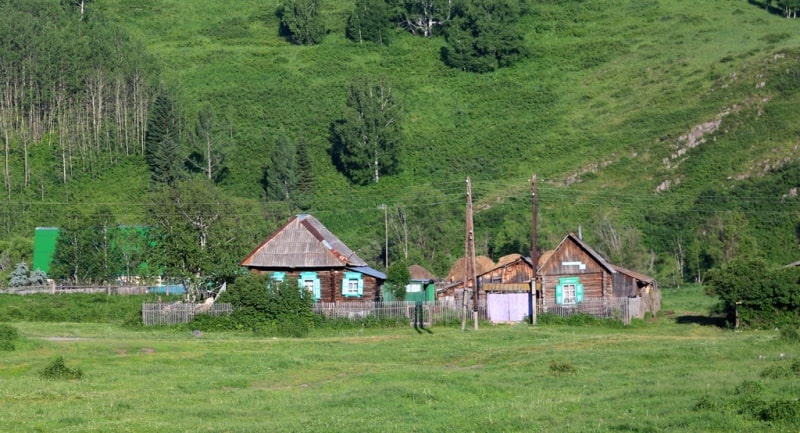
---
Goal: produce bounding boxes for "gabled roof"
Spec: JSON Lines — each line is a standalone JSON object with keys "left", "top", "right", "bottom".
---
{"left": 540, "top": 232, "right": 616, "bottom": 274}
{"left": 240, "top": 214, "right": 368, "bottom": 269}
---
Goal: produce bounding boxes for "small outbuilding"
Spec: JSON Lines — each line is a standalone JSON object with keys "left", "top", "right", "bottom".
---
{"left": 240, "top": 214, "right": 385, "bottom": 303}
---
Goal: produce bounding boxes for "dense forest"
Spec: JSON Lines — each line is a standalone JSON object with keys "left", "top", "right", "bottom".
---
{"left": 0, "top": 0, "right": 799, "bottom": 287}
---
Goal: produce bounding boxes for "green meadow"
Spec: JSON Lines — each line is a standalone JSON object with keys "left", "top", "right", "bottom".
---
{"left": 1, "top": 287, "right": 798, "bottom": 432}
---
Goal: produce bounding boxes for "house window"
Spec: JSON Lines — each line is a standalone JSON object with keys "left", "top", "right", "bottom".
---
{"left": 562, "top": 283, "right": 576, "bottom": 305}
{"left": 298, "top": 272, "right": 321, "bottom": 301}
{"left": 556, "top": 277, "right": 583, "bottom": 305}
{"left": 405, "top": 282, "right": 422, "bottom": 293}
{"left": 271, "top": 272, "right": 286, "bottom": 283}
{"left": 342, "top": 272, "right": 364, "bottom": 297}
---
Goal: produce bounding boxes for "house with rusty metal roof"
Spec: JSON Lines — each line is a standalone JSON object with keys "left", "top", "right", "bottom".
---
{"left": 240, "top": 214, "right": 385, "bottom": 303}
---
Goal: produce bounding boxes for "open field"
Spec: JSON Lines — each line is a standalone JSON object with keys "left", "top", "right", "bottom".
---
{"left": 1, "top": 286, "right": 799, "bottom": 432}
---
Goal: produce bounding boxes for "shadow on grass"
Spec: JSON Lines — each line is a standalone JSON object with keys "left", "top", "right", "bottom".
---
{"left": 414, "top": 323, "right": 433, "bottom": 334}
{"left": 674, "top": 315, "right": 727, "bottom": 327}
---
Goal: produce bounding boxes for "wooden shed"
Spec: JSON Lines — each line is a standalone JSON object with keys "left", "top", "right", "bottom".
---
{"left": 478, "top": 254, "right": 535, "bottom": 323}
{"left": 536, "top": 233, "right": 659, "bottom": 316}
{"left": 240, "top": 214, "right": 385, "bottom": 303}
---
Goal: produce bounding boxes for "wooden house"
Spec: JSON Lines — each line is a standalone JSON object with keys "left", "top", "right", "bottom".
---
{"left": 240, "top": 214, "right": 385, "bottom": 303}
{"left": 537, "top": 233, "right": 659, "bottom": 316}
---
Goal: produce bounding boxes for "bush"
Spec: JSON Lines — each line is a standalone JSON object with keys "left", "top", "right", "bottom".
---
{"left": 706, "top": 259, "right": 800, "bottom": 328}
{"left": 549, "top": 360, "right": 577, "bottom": 376}
{"left": 779, "top": 326, "right": 800, "bottom": 342}
{"left": 216, "top": 274, "right": 314, "bottom": 335}
{"left": 40, "top": 356, "right": 83, "bottom": 380}
{"left": 0, "top": 323, "right": 19, "bottom": 351}
{"left": 760, "top": 400, "right": 800, "bottom": 423}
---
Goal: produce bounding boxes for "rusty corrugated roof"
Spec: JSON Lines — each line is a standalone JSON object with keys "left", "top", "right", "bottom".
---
{"left": 240, "top": 214, "right": 368, "bottom": 269}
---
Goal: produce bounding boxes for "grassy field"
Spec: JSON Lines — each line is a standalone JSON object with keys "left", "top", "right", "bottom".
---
{"left": 1, "top": 286, "right": 799, "bottom": 432}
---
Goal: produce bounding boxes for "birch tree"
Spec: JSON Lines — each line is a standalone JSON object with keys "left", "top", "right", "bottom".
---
{"left": 331, "top": 76, "right": 402, "bottom": 185}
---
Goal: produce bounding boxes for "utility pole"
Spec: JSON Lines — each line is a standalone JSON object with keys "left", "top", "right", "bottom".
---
{"left": 461, "top": 177, "right": 479, "bottom": 331}
{"left": 530, "top": 174, "right": 538, "bottom": 325}
{"left": 379, "top": 204, "right": 388, "bottom": 271}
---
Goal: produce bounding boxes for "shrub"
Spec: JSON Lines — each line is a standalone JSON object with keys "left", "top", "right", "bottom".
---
{"left": 549, "top": 360, "right": 577, "bottom": 376}
{"left": 40, "top": 357, "right": 83, "bottom": 380}
{"left": 216, "top": 274, "right": 314, "bottom": 335}
{"left": 760, "top": 362, "right": 800, "bottom": 380}
{"left": 779, "top": 326, "right": 800, "bottom": 342}
{"left": 706, "top": 260, "right": 800, "bottom": 328}
{"left": 735, "top": 380, "right": 763, "bottom": 396}
{"left": 0, "top": 323, "right": 19, "bottom": 351}
{"left": 760, "top": 400, "right": 800, "bottom": 423}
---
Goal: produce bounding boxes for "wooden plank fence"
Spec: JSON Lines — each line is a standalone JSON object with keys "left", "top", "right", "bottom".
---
{"left": 142, "top": 303, "right": 233, "bottom": 326}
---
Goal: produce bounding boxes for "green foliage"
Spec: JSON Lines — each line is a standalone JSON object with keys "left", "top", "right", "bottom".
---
{"left": 759, "top": 400, "right": 800, "bottom": 423}
{"left": 279, "top": 0, "right": 326, "bottom": 45}
{"left": 760, "top": 360, "right": 800, "bottom": 380}
{"left": 0, "top": 323, "right": 19, "bottom": 351}
{"left": 386, "top": 260, "right": 409, "bottom": 284}
{"left": 40, "top": 356, "right": 83, "bottom": 380}
{"left": 145, "top": 177, "right": 259, "bottom": 283}
{"left": 216, "top": 274, "right": 314, "bottom": 335}
{"left": 441, "top": 0, "right": 528, "bottom": 72}
{"left": 50, "top": 206, "right": 124, "bottom": 284}
{"left": 3, "top": 0, "right": 800, "bottom": 285}
{"left": 706, "top": 259, "right": 800, "bottom": 328}
{"left": 548, "top": 359, "right": 577, "bottom": 376}
{"left": 536, "top": 312, "right": 626, "bottom": 328}
{"left": 331, "top": 76, "right": 402, "bottom": 185}
{"left": 0, "top": 293, "right": 161, "bottom": 324}
{"left": 391, "top": 0, "right": 452, "bottom": 37}
{"left": 346, "top": 0, "right": 392, "bottom": 44}
{"left": 186, "top": 103, "right": 229, "bottom": 183}
{"left": 145, "top": 89, "right": 186, "bottom": 185}
{"left": 263, "top": 136, "right": 298, "bottom": 202}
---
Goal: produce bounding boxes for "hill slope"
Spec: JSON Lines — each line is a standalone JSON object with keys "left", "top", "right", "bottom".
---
{"left": 9, "top": 0, "right": 800, "bottom": 279}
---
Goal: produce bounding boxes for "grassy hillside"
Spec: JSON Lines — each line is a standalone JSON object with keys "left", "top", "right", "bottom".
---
{"left": 25, "top": 0, "right": 800, "bottom": 278}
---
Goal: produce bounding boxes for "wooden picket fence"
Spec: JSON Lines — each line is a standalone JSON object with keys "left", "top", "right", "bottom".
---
{"left": 142, "top": 302, "right": 233, "bottom": 326}
{"left": 313, "top": 299, "right": 487, "bottom": 325}
{"left": 2, "top": 284, "right": 149, "bottom": 295}
{"left": 538, "top": 296, "right": 639, "bottom": 324}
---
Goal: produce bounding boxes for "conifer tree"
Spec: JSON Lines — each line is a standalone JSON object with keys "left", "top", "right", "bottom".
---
{"left": 145, "top": 90, "right": 185, "bottom": 185}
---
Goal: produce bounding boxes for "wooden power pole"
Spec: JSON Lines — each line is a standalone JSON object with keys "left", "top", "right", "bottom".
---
{"left": 530, "top": 174, "right": 538, "bottom": 325}
{"left": 461, "top": 177, "right": 479, "bottom": 331}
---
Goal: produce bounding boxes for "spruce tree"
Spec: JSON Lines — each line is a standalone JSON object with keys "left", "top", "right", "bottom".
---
{"left": 145, "top": 90, "right": 185, "bottom": 185}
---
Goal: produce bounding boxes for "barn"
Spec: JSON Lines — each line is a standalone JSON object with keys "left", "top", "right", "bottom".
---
{"left": 537, "top": 233, "right": 660, "bottom": 317}
{"left": 240, "top": 214, "right": 385, "bottom": 303}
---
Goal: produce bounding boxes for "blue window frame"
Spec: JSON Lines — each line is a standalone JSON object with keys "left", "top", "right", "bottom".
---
{"left": 298, "top": 271, "right": 321, "bottom": 301}
{"left": 342, "top": 272, "right": 364, "bottom": 297}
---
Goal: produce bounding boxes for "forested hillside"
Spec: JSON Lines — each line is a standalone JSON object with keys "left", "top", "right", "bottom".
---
{"left": 0, "top": 0, "right": 799, "bottom": 285}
